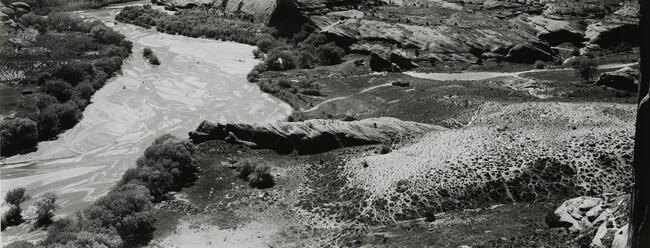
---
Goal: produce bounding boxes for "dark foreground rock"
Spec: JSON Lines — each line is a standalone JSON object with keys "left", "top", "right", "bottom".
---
{"left": 189, "top": 117, "right": 442, "bottom": 154}
{"left": 595, "top": 67, "right": 639, "bottom": 92}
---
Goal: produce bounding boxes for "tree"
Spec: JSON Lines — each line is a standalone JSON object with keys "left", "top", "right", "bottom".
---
{"left": 42, "top": 79, "right": 74, "bottom": 102}
{"left": 0, "top": 118, "right": 39, "bottom": 156}
{"left": 34, "top": 192, "right": 58, "bottom": 229}
{"left": 628, "top": 1, "right": 650, "bottom": 247}
{"left": 2, "top": 187, "right": 31, "bottom": 228}
{"left": 574, "top": 59, "right": 598, "bottom": 82}
{"left": 5, "top": 187, "right": 30, "bottom": 207}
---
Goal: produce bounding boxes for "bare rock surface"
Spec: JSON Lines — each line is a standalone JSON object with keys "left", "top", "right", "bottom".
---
{"left": 189, "top": 117, "right": 442, "bottom": 154}
{"left": 547, "top": 194, "right": 630, "bottom": 248}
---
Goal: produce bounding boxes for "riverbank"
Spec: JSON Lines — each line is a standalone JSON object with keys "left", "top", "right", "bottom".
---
{"left": 1, "top": 3, "right": 290, "bottom": 245}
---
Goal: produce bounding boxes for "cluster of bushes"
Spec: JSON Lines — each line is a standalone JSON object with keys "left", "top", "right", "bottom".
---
{"left": 116, "top": 5, "right": 277, "bottom": 45}
{"left": 9, "top": 0, "right": 141, "bottom": 15}
{"left": 1, "top": 12, "right": 132, "bottom": 157}
{"left": 248, "top": 33, "right": 345, "bottom": 81}
{"left": 572, "top": 59, "right": 599, "bottom": 82}
{"left": 1, "top": 188, "right": 58, "bottom": 232}
{"left": 3, "top": 134, "right": 198, "bottom": 247}
{"left": 114, "top": 6, "right": 346, "bottom": 78}
{"left": 142, "top": 47, "right": 161, "bottom": 65}
{"left": 236, "top": 160, "right": 274, "bottom": 189}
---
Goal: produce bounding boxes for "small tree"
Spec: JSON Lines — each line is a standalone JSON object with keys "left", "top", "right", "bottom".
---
{"left": 248, "top": 165, "right": 274, "bottom": 189}
{"left": 2, "top": 187, "right": 30, "bottom": 228}
{"left": 34, "top": 192, "right": 58, "bottom": 229}
{"left": 574, "top": 59, "right": 598, "bottom": 82}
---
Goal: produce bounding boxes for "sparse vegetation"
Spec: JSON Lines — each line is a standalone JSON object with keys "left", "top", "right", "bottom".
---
{"left": 236, "top": 160, "right": 274, "bottom": 189}
{"left": 142, "top": 47, "right": 161, "bottom": 65}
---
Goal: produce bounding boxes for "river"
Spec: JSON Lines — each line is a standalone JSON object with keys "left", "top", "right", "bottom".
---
{"left": 1, "top": 3, "right": 290, "bottom": 243}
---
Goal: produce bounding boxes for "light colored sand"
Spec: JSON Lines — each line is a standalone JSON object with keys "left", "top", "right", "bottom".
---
{"left": 150, "top": 220, "right": 278, "bottom": 248}
{"left": 1, "top": 6, "right": 290, "bottom": 243}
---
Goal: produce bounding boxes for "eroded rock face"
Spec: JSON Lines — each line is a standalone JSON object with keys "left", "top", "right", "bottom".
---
{"left": 547, "top": 194, "right": 630, "bottom": 248}
{"left": 595, "top": 67, "right": 639, "bottom": 92}
{"left": 585, "top": 1, "right": 639, "bottom": 48}
{"left": 189, "top": 117, "right": 441, "bottom": 154}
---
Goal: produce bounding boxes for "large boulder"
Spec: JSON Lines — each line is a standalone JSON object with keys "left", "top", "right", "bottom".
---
{"left": 594, "top": 67, "right": 639, "bottom": 92}
{"left": 504, "top": 41, "right": 557, "bottom": 63}
{"left": 189, "top": 117, "right": 441, "bottom": 154}
{"left": 369, "top": 52, "right": 401, "bottom": 72}
{"left": 547, "top": 194, "right": 630, "bottom": 248}
{"left": 585, "top": 1, "right": 639, "bottom": 47}
{"left": 527, "top": 15, "right": 586, "bottom": 46}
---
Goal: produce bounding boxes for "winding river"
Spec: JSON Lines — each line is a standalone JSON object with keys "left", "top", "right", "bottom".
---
{"left": 1, "top": 3, "right": 290, "bottom": 243}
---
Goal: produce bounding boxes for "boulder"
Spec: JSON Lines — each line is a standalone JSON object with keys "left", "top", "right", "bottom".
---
{"left": 369, "top": 52, "right": 401, "bottom": 72}
{"left": 585, "top": 1, "right": 639, "bottom": 47}
{"left": 547, "top": 194, "right": 630, "bottom": 248}
{"left": 504, "top": 42, "right": 557, "bottom": 63}
{"left": 189, "top": 117, "right": 441, "bottom": 154}
{"left": 527, "top": 15, "right": 586, "bottom": 46}
{"left": 594, "top": 67, "right": 639, "bottom": 92}
{"left": 1, "top": 6, "right": 15, "bottom": 19}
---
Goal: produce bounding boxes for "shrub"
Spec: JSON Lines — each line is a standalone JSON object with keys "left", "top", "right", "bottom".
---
{"left": 90, "top": 25, "right": 126, "bottom": 45}
{"left": 36, "top": 109, "right": 61, "bottom": 140}
{"left": 80, "top": 183, "right": 154, "bottom": 246}
{"left": 76, "top": 82, "right": 96, "bottom": 100}
{"left": 93, "top": 56, "right": 123, "bottom": 75}
{"left": 297, "top": 51, "right": 315, "bottom": 69}
{"left": 266, "top": 49, "right": 297, "bottom": 71}
{"left": 248, "top": 165, "right": 274, "bottom": 189}
{"left": 256, "top": 36, "right": 275, "bottom": 53}
{"left": 2, "top": 187, "right": 30, "bottom": 228}
{"left": 42, "top": 79, "right": 74, "bottom": 102}
{"left": 317, "top": 43, "right": 345, "bottom": 65}
{"left": 143, "top": 47, "right": 153, "bottom": 58}
{"left": 252, "top": 48, "right": 264, "bottom": 59}
{"left": 0, "top": 118, "right": 39, "bottom": 156}
{"left": 258, "top": 80, "right": 281, "bottom": 94}
{"left": 120, "top": 166, "right": 173, "bottom": 201}
{"left": 4, "top": 241, "right": 37, "bottom": 248}
{"left": 236, "top": 160, "right": 255, "bottom": 180}
{"left": 137, "top": 134, "right": 197, "bottom": 184}
{"left": 5, "top": 187, "right": 31, "bottom": 207}
{"left": 53, "top": 61, "right": 94, "bottom": 85}
{"left": 3, "top": 206, "right": 24, "bottom": 228}
{"left": 148, "top": 54, "right": 161, "bottom": 65}
{"left": 43, "top": 101, "right": 82, "bottom": 130}
{"left": 534, "top": 60, "right": 545, "bottom": 69}
{"left": 34, "top": 192, "right": 58, "bottom": 229}
{"left": 574, "top": 59, "right": 598, "bottom": 82}
{"left": 376, "top": 143, "right": 391, "bottom": 154}
{"left": 101, "top": 45, "right": 130, "bottom": 58}
{"left": 34, "top": 93, "right": 59, "bottom": 109}
{"left": 278, "top": 79, "right": 292, "bottom": 88}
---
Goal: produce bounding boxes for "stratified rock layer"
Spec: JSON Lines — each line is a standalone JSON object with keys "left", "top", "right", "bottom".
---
{"left": 189, "top": 117, "right": 442, "bottom": 154}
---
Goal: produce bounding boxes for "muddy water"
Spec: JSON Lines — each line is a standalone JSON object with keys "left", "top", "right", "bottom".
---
{"left": 1, "top": 3, "right": 290, "bottom": 243}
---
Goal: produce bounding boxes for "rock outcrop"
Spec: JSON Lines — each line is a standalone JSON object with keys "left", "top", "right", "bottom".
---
{"left": 547, "top": 194, "right": 630, "bottom": 248}
{"left": 595, "top": 67, "right": 639, "bottom": 92}
{"left": 585, "top": 1, "right": 639, "bottom": 48}
{"left": 189, "top": 117, "right": 441, "bottom": 154}
{"left": 1, "top": 1, "right": 30, "bottom": 27}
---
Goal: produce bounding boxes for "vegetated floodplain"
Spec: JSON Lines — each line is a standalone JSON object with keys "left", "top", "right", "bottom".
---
{"left": 6, "top": 0, "right": 142, "bottom": 15}
{"left": 2, "top": 134, "right": 198, "bottom": 248}
{"left": 0, "top": 12, "right": 132, "bottom": 156}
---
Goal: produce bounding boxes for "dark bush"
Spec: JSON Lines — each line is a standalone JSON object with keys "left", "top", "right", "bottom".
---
{"left": 76, "top": 82, "right": 95, "bottom": 100}
{"left": 2, "top": 206, "right": 24, "bottom": 228}
{"left": 237, "top": 160, "right": 255, "bottom": 180}
{"left": 148, "top": 54, "right": 161, "bottom": 65}
{"left": 574, "top": 59, "right": 599, "bottom": 82}
{"left": 278, "top": 79, "right": 292, "bottom": 88}
{"left": 42, "top": 79, "right": 74, "bottom": 102}
{"left": 534, "top": 60, "right": 545, "bottom": 70}
{"left": 53, "top": 61, "right": 94, "bottom": 85}
{"left": 297, "top": 51, "right": 316, "bottom": 69}
{"left": 93, "top": 56, "right": 124, "bottom": 75}
{"left": 43, "top": 101, "right": 82, "bottom": 130}
{"left": 248, "top": 165, "right": 274, "bottom": 189}
{"left": 101, "top": 45, "right": 130, "bottom": 58}
{"left": 34, "top": 192, "right": 58, "bottom": 229}
{"left": 143, "top": 47, "right": 153, "bottom": 58}
{"left": 0, "top": 118, "right": 39, "bottom": 156}
{"left": 2, "top": 187, "right": 30, "bottom": 228}
{"left": 120, "top": 166, "right": 173, "bottom": 201}
{"left": 36, "top": 109, "right": 61, "bottom": 140}
{"left": 317, "top": 43, "right": 345, "bottom": 65}
{"left": 137, "top": 134, "right": 198, "bottom": 184}
{"left": 4, "top": 241, "right": 37, "bottom": 248}
{"left": 376, "top": 143, "right": 391, "bottom": 154}
{"left": 252, "top": 48, "right": 264, "bottom": 59}
{"left": 266, "top": 49, "right": 297, "bottom": 71}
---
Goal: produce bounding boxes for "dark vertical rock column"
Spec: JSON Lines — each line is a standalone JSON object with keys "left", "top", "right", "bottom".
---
{"left": 629, "top": 1, "right": 650, "bottom": 247}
